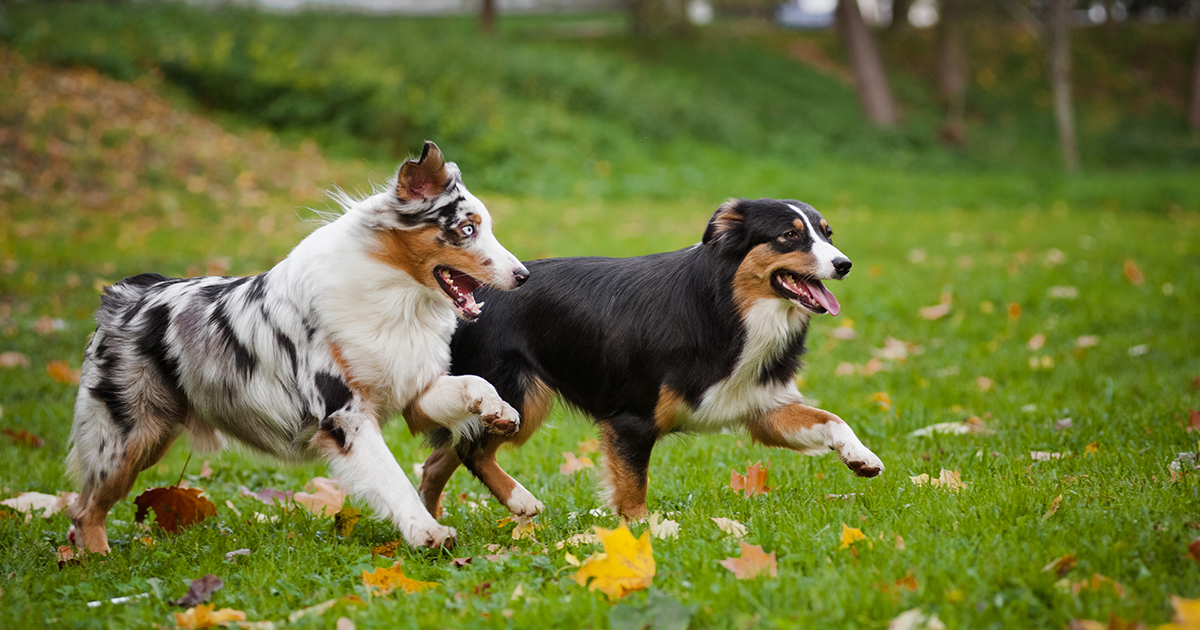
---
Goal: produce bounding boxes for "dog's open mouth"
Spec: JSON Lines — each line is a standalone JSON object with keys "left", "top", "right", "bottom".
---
{"left": 772, "top": 271, "right": 841, "bottom": 316}
{"left": 435, "top": 266, "right": 484, "bottom": 320}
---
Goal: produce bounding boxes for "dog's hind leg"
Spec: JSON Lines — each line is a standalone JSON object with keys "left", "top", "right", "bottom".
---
{"left": 598, "top": 415, "right": 659, "bottom": 520}
{"left": 454, "top": 438, "right": 544, "bottom": 518}
{"left": 747, "top": 403, "right": 883, "bottom": 477}
{"left": 66, "top": 393, "right": 182, "bottom": 554}
{"left": 417, "top": 445, "right": 460, "bottom": 517}
{"left": 313, "top": 409, "right": 455, "bottom": 549}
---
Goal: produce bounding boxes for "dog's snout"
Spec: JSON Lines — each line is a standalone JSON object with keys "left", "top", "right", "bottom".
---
{"left": 833, "top": 258, "right": 852, "bottom": 276}
{"left": 512, "top": 266, "right": 530, "bottom": 287}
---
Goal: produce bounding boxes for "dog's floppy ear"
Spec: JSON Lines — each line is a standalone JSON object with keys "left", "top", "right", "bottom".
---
{"left": 396, "top": 141, "right": 450, "bottom": 202}
{"left": 702, "top": 199, "right": 745, "bottom": 249}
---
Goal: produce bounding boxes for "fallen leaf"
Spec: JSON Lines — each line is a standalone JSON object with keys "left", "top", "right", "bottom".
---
{"left": 1058, "top": 574, "right": 1125, "bottom": 598}
{"left": 559, "top": 452, "right": 594, "bottom": 475}
{"left": 710, "top": 517, "right": 747, "bottom": 538}
{"left": 888, "top": 608, "right": 946, "bottom": 630}
{"left": 2, "top": 428, "right": 44, "bottom": 448}
{"left": 578, "top": 438, "right": 600, "bottom": 454}
{"left": 133, "top": 486, "right": 217, "bottom": 533}
{"left": 1167, "top": 595, "right": 1200, "bottom": 628}
{"left": 362, "top": 560, "right": 439, "bottom": 595}
{"left": 908, "top": 419, "right": 993, "bottom": 437}
{"left": 718, "top": 542, "right": 777, "bottom": 580}
{"left": 910, "top": 469, "right": 967, "bottom": 492}
{"left": 556, "top": 532, "right": 601, "bottom": 548}
{"left": 171, "top": 574, "right": 223, "bottom": 607}
{"left": 918, "top": 302, "right": 952, "bottom": 320}
{"left": 1123, "top": 259, "right": 1144, "bottom": 285}
{"left": 1042, "top": 494, "right": 1063, "bottom": 523}
{"left": 730, "top": 461, "right": 770, "bottom": 497}
{"left": 334, "top": 506, "right": 361, "bottom": 536}
{"left": 1042, "top": 553, "right": 1076, "bottom": 577}
{"left": 497, "top": 515, "right": 540, "bottom": 540}
{"left": 0, "top": 351, "right": 29, "bottom": 368}
{"left": 840, "top": 523, "right": 867, "bottom": 549}
{"left": 56, "top": 545, "right": 83, "bottom": 569}
{"left": 372, "top": 540, "right": 403, "bottom": 558}
{"left": 293, "top": 477, "right": 343, "bottom": 517}
{"left": 1055, "top": 418, "right": 1074, "bottom": 431}
{"left": 1077, "top": 335, "right": 1101, "bottom": 348}
{"left": 1187, "top": 410, "right": 1200, "bottom": 433}
{"left": 895, "top": 535, "right": 906, "bottom": 550}
{"left": 174, "top": 604, "right": 246, "bottom": 629}
{"left": 869, "top": 391, "right": 893, "bottom": 411}
{"left": 572, "top": 524, "right": 655, "bottom": 599}
{"left": 648, "top": 513, "right": 679, "bottom": 540}
{"left": 225, "top": 549, "right": 250, "bottom": 562}
{"left": 563, "top": 552, "right": 581, "bottom": 567}
{"left": 198, "top": 460, "right": 213, "bottom": 479}
{"left": 46, "top": 360, "right": 80, "bottom": 384}
{"left": 976, "top": 376, "right": 994, "bottom": 392}
{"left": 1, "top": 491, "right": 76, "bottom": 520}
{"left": 1085, "top": 442, "right": 1099, "bottom": 456}
{"left": 826, "top": 493, "right": 858, "bottom": 501}
{"left": 238, "top": 485, "right": 293, "bottom": 506}
{"left": 1007, "top": 303, "right": 1021, "bottom": 320}
{"left": 1028, "top": 334, "right": 1046, "bottom": 350}
{"left": 1031, "top": 451, "right": 1063, "bottom": 461}
{"left": 1188, "top": 538, "right": 1200, "bottom": 565}
{"left": 894, "top": 571, "right": 919, "bottom": 591}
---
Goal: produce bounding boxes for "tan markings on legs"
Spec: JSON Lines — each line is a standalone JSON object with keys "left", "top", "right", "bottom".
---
{"left": 509, "top": 376, "right": 553, "bottom": 447}
{"left": 418, "top": 446, "right": 462, "bottom": 516}
{"left": 467, "top": 439, "right": 519, "bottom": 505}
{"left": 70, "top": 427, "right": 180, "bottom": 554}
{"left": 653, "top": 385, "right": 687, "bottom": 436}
{"left": 599, "top": 424, "right": 649, "bottom": 520}
{"left": 746, "top": 403, "right": 839, "bottom": 448}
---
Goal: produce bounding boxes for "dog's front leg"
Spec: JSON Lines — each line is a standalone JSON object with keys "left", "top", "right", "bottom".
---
{"left": 748, "top": 403, "right": 884, "bottom": 477}
{"left": 312, "top": 410, "right": 455, "bottom": 548}
{"left": 405, "top": 375, "right": 520, "bottom": 442}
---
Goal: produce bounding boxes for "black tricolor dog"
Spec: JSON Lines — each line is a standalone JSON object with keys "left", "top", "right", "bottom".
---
{"left": 418, "top": 198, "right": 884, "bottom": 519}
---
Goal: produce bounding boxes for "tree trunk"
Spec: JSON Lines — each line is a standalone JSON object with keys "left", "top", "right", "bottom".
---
{"left": 889, "top": 0, "right": 912, "bottom": 31}
{"left": 837, "top": 0, "right": 900, "bottom": 127}
{"left": 1189, "top": 12, "right": 1200, "bottom": 130}
{"left": 1049, "top": 0, "right": 1081, "bottom": 173}
{"left": 629, "top": 0, "right": 690, "bottom": 36}
{"left": 937, "top": 0, "right": 968, "bottom": 144}
{"left": 480, "top": 0, "right": 496, "bottom": 34}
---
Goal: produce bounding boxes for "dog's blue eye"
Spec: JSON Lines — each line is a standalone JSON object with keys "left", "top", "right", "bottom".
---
{"left": 462, "top": 225, "right": 475, "bottom": 237}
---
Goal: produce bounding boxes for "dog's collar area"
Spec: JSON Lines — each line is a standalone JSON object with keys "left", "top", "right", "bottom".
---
{"left": 435, "top": 266, "right": 484, "bottom": 320}
{"left": 771, "top": 271, "right": 841, "bottom": 316}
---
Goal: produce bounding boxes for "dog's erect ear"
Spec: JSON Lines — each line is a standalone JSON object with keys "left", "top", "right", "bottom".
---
{"left": 396, "top": 141, "right": 450, "bottom": 202}
{"left": 702, "top": 199, "right": 745, "bottom": 248}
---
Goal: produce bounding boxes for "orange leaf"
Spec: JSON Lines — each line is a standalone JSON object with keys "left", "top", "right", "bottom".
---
{"left": 894, "top": 571, "right": 919, "bottom": 591}
{"left": 1188, "top": 538, "right": 1200, "bottom": 565}
{"left": 578, "top": 438, "right": 600, "bottom": 454}
{"left": 362, "top": 561, "right": 439, "bottom": 595}
{"left": 572, "top": 524, "right": 655, "bottom": 599}
{"left": 46, "top": 360, "right": 80, "bottom": 384}
{"left": 1085, "top": 442, "right": 1099, "bottom": 456}
{"left": 1007, "top": 303, "right": 1021, "bottom": 320}
{"left": 1042, "top": 494, "right": 1063, "bottom": 522}
{"left": 133, "top": 486, "right": 217, "bottom": 533}
{"left": 839, "top": 523, "right": 867, "bottom": 549}
{"left": 1042, "top": 553, "right": 1076, "bottom": 577}
{"left": 1187, "top": 409, "right": 1200, "bottom": 433}
{"left": 559, "top": 452, "right": 593, "bottom": 475}
{"left": 294, "top": 477, "right": 344, "bottom": 517}
{"left": 2, "top": 428, "right": 43, "bottom": 448}
{"left": 719, "top": 542, "right": 777, "bottom": 580}
{"left": 1123, "top": 259, "right": 1144, "bottom": 285}
{"left": 729, "top": 461, "right": 770, "bottom": 498}
{"left": 174, "top": 604, "right": 246, "bottom": 629}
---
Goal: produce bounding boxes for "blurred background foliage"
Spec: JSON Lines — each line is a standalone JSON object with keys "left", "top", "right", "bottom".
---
{"left": 1, "top": 1, "right": 1196, "bottom": 208}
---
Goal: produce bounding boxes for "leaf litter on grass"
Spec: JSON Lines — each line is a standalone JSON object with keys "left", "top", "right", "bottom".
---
{"left": 729, "top": 461, "right": 770, "bottom": 497}
{"left": 133, "top": 486, "right": 216, "bottom": 533}
{"left": 572, "top": 524, "right": 655, "bottom": 599}
{"left": 719, "top": 542, "right": 777, "bottom": 579}
{"left": 362, "top": 560, "right": 439, "bottom": 596}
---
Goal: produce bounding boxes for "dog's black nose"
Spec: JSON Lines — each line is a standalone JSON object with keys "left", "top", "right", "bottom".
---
{"left": 513, "top": 267, "right": 530, "bottom": 287}
{"left": 834, "top": 258, "right": 852, "bottom": 275}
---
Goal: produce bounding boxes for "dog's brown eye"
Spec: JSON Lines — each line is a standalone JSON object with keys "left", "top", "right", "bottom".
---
{"left": 782, "top": 230, "right": 801, "bottom": 240}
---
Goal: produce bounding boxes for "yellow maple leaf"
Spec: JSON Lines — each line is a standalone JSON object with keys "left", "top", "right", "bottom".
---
{"left": 840, "top": 523, "right": 867, "bottom": 549}
{"left": 497, "top": 515, "right": 540, "bottom": 540}
{"left": 1161, "top": 596, "right": 1200, "bottom": 630}
{"left": 361, "top": 561, "right": 439, "bottom": 596}
{"left": 174, "top": 604, "right": 246, "bottom": 629}
{"left": 572, "top": 524, "right": 655, "bottom": 599}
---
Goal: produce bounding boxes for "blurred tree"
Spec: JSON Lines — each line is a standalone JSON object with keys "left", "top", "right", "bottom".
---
{"left": 836, "top": 0, "right": 900, "bottom": 126}
{"left": 481, "top": 0, "right": 497, "bottom": 34}
{"left": 1047, "top": 0, "right": 1080, "bottom": 172}
{"left": 629, "top": 0, "right": 691, "bottom": 35}
{"left": 937, "top": 0, "right": 968, "bottom": 144}
{"left": 1191, "top": 3, "right": 1200, "bottom": 130}
{"left": 888, "top": 0, "right": 913, "bottom": 31}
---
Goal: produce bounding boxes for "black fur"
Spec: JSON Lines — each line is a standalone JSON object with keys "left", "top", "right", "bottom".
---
{"left": 314, "top": 372, "right": 352, "bottom": 420}
{"left": 209, "top": 303, "right": 256, "bottom": 379}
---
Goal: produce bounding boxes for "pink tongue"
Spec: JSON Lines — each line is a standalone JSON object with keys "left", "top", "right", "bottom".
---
{"left": 804, "top": 279, "right": 841, "bottom": 316}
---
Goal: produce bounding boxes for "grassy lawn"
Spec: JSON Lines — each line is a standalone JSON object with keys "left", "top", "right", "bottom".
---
{"left": 2, "top": 5, "right": 1200, "bottom": 628}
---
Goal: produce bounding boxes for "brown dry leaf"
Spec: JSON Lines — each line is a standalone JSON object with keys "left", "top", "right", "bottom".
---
{"left": 895, "top": 571, "right": 919, "bottom": 591}
{"left": 1187, "top": 409, "right": 1200, "bottom": 433}
{"left": 0, "top": 352, "right": 29, "bottom": 368}
{"left": 294, "top": 477, "right": 344, "bottom": 517}
{"left": 334, "top": 506, "right": 361, "bottom": 536}
{"left": 171, "top": 574, "right": 224, "bottom": 607}
{"left": 1189, "top": 538, "right": 1200, "bottom": 565}
{"left": 1042, "top": 494, "right": 1063, "bottom": 523}
{"left": 895, "top": 535, "right": 906, "bottom": 550}
{"left": 371, "top": 540, "right": 403, "bottom": 558}
{"left": 362, "top": 561, "right": 439, "bottom": 596}
{"left": 578, "top": 438, "right": 600, "bottom": 454}
{"left": 1042, "top": 554, "right": 1076, "bottom": 577}
{"left": 918, "top": 302, "right": 952, "bottom": 320}
{"left": 2, "top": 428, "right": 44, "bottom": 448}
{"left": 496, "top": 515, "right": 540, "bottom": 540}
{"left": 911, "top": 469, "right": 967, "bottom": 492}
{"left": 1060, "top": 574, "right": 1126, "bottom": 598}
{"left": 729, "top": 461, "right": 770, "bottom": 498}
{"left": 133, "top": 486, "right": 217, "bottom": 533}
{"left": 840, "top": 523, "right": 867, "bottom": 549}
{"left": 1008, "top": 303, "right": 1022, "bottom": 320}
{"left": 1, "top": 491, "right": 76, "bottom": 520}
{"left": 719, "top": 542, "right": 778, "bottom": 580}
{"left": 710, "top": 517, "right": 747, "bottom": 538}
{"left": 555, "top": 532, "right": 601, "bottom": 549}
{"left": 198, "top": 460, "right": 213, "bottom": 479}
{"left": 559, "top": 452, "right": 594, "bottom": 475}
{"left": 571, "top": 524, "right": 655, "bottom": 599}
{"left": 976, "top": 376, "right": 994, "bottom": 392}
{"left": 56, "top": 545, "right": 83, "bottom": 569}
{"left": 1123, "top": 259, "right": 1145, "bottom": 285}
{"left": 174, "top": 604, "right": 246, "bottom": 629}
{"left": 1028, "top": 334, "right": 1046, "bottom": 350}
{"left": 46, "top": 360, "right": 80, "bottom": 385}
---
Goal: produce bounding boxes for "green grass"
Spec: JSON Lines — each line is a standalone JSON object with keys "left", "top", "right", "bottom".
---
{"left": 1, "top": 4, "right": 1200, "bottom": 628}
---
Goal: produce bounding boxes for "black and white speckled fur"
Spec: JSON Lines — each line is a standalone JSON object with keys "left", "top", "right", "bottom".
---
{"left": 65, "top": 142, "right": 527, "bottom": 553}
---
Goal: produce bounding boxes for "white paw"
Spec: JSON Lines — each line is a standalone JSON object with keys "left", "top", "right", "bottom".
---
{"left": 401, "top": 516, "right": 457, "bottom": 549}
{"left": 505, "top": 486, "right": 544, "bottom": 517}
{"left": 829, "top": 423, "right": 884, "bottom": 478}
{"left": 472, "top": 396, "right": 520, "bottom": 436}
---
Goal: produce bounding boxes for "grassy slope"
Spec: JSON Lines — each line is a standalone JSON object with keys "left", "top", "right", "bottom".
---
{"left": 0, "top": 6, "right": 1199, "bottom": 630}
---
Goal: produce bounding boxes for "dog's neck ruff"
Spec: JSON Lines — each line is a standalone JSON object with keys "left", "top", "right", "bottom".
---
{"left": 680, "top": 298, "right": 808, "bottom": 432}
